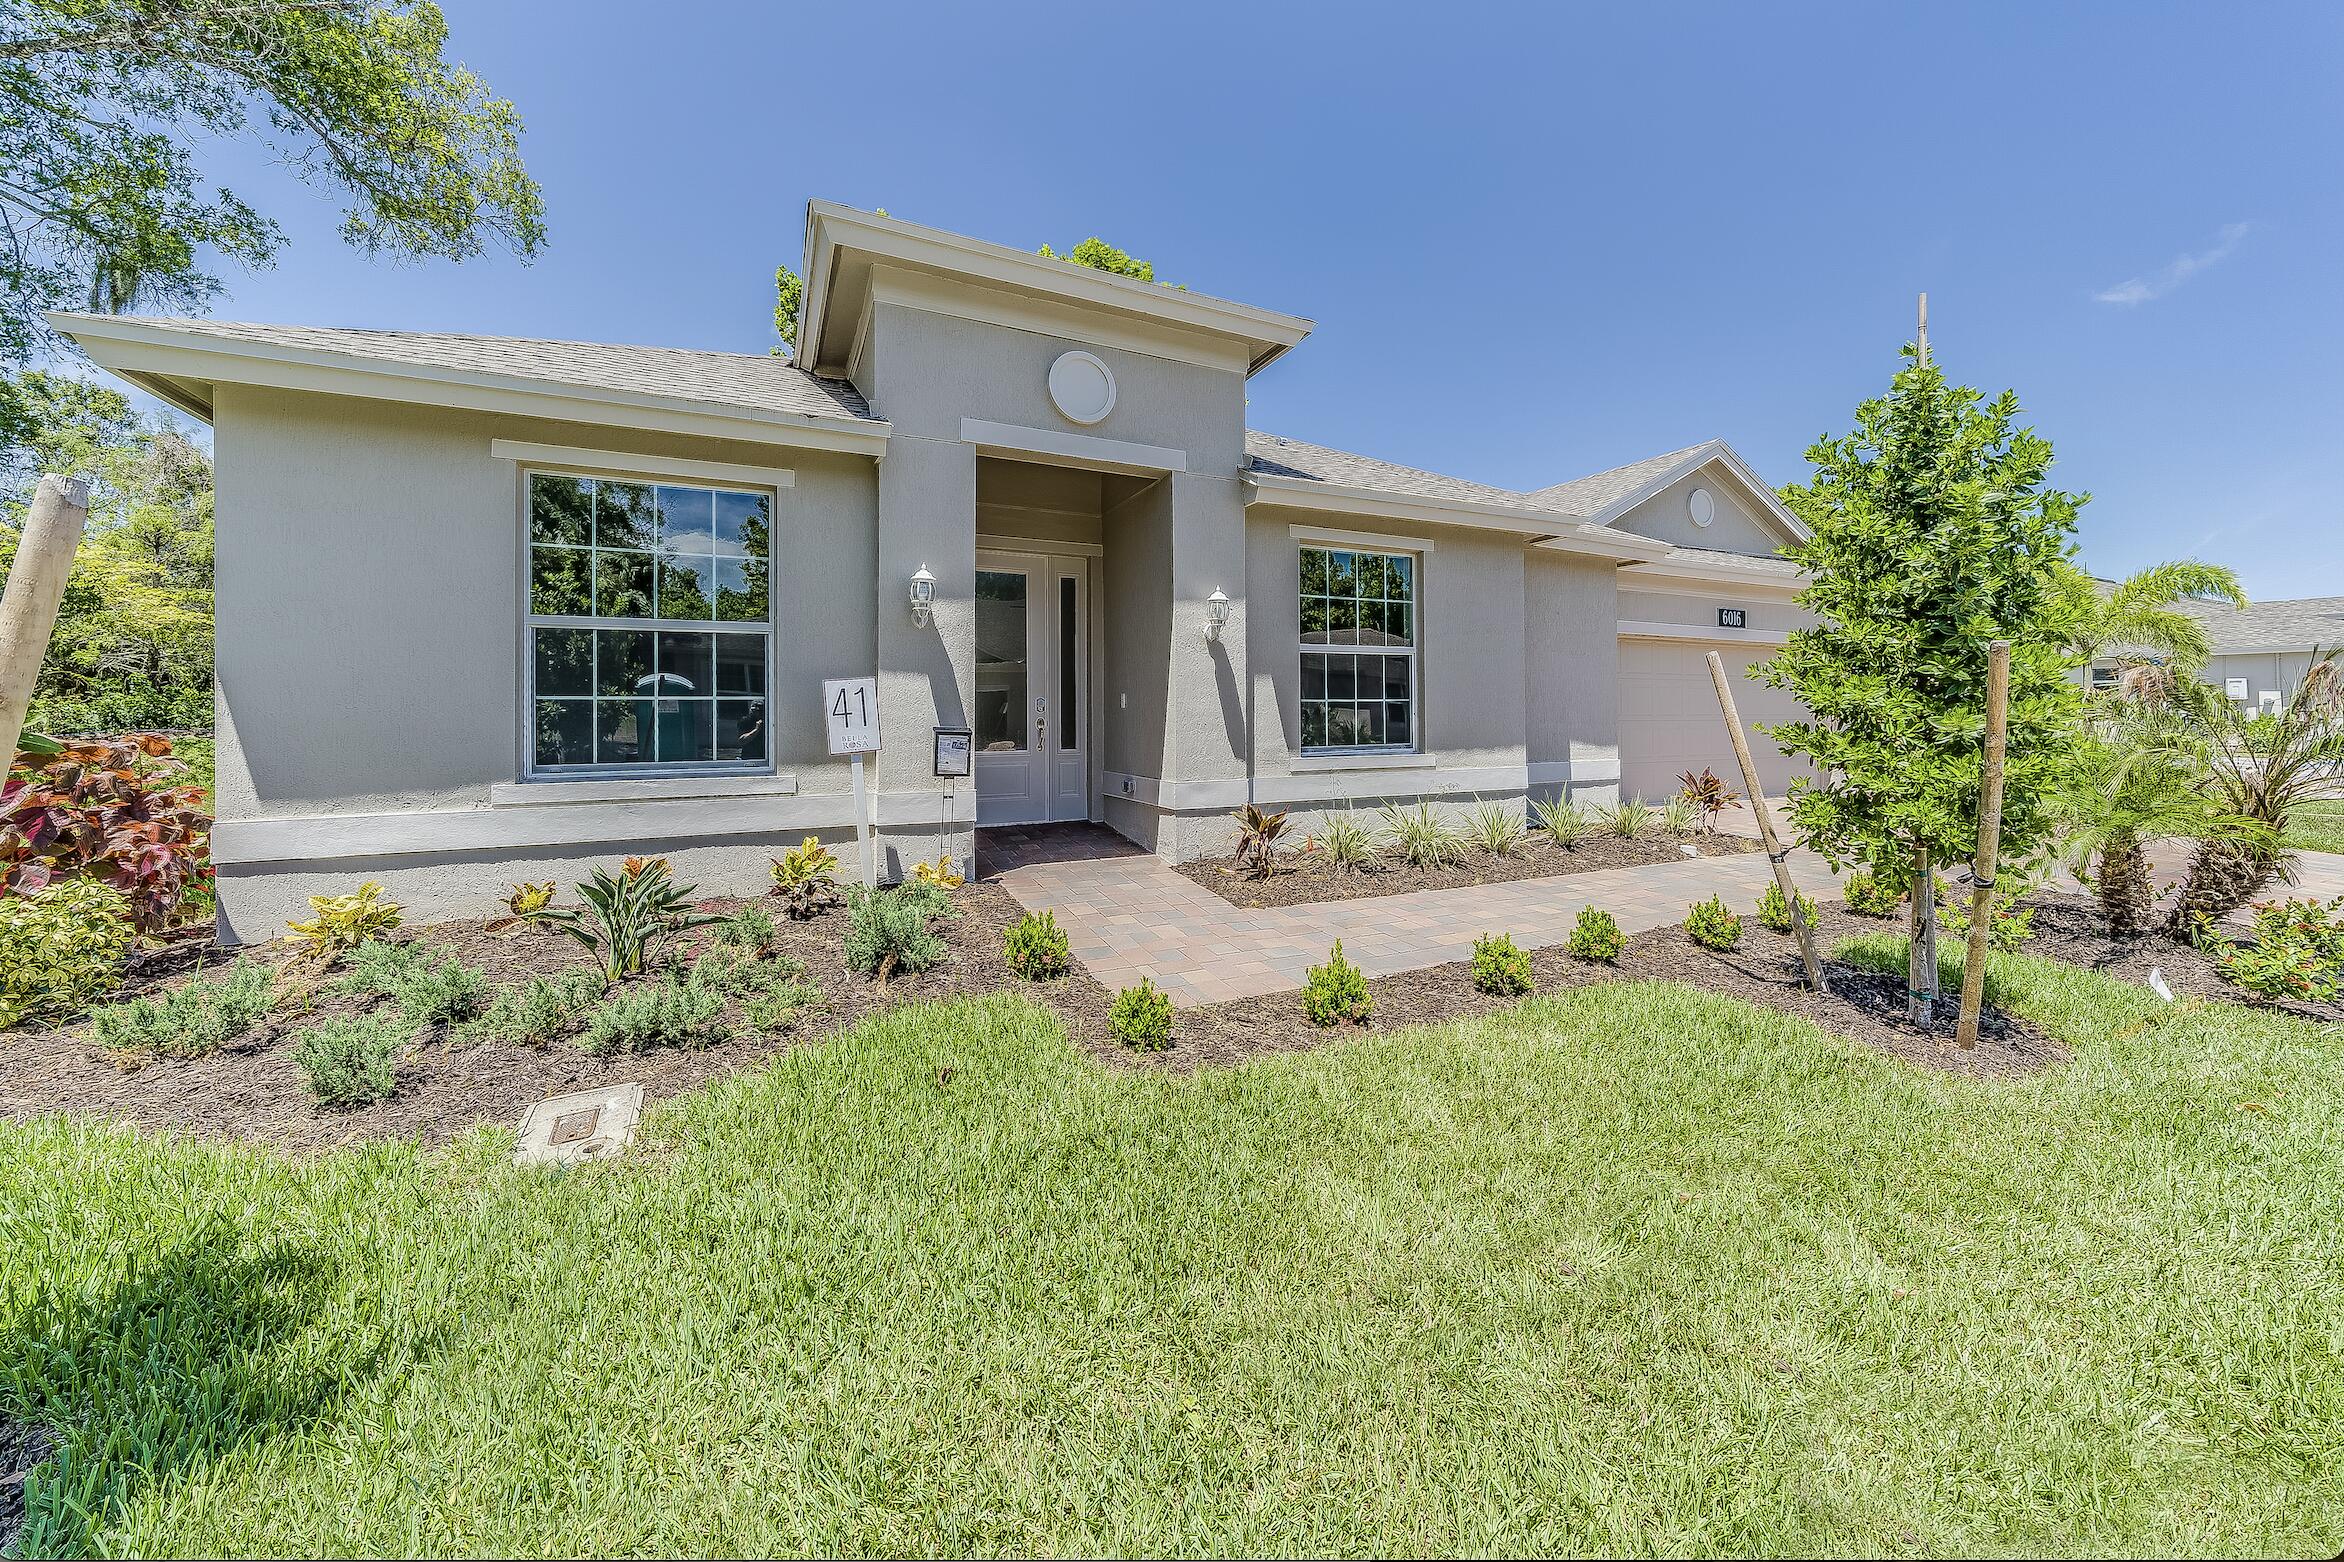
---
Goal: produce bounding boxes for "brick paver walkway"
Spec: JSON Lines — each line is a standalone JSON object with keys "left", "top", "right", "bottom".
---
{"left": 984, "top": 824, "right": 1842, "bottom": 1007}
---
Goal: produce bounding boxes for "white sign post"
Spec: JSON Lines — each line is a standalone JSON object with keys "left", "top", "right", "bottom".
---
{"left": 824, "top": 676, "right": 881, "bottom": 887}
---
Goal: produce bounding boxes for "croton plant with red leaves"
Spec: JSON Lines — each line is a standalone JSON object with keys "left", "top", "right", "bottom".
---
{"left": 0, "top": 734, "right": 212, "bottom": 933}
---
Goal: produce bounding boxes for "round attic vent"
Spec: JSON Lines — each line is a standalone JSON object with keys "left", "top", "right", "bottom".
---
{"left": 1688, "top": 487, "right": 1716, "bottom": 528}
{"left": 1047, "top": 350, "right": 1116, "bottom": 426}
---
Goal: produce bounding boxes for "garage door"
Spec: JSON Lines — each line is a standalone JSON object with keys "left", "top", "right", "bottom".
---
{"left": 1617, "top": 638, "right": 1811, "bottom": 802}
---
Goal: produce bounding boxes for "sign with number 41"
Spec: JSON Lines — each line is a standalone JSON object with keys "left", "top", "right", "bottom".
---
{"left": 824, "top": 677, "right": 880, "bottom": 755}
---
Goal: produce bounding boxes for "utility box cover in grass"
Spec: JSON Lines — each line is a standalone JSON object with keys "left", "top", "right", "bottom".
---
{"left": 515, "top": 1083, "right": 643, "bottom": 1167}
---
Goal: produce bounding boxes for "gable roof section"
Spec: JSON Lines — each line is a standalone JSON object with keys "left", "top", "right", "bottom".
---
{"left": 1245, "top": 431, "right": 1539, "bottom": 512}
{"left": 2176, "top": 594, "right": 2344, "bottom": 655}
{"left": 49, "top": 313, "right": 887, "bottom": 454}
{"left": 1531, "top": 438, "right": 1809, "bottom": 546}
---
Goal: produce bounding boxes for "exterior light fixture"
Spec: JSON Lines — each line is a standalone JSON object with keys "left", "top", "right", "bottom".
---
{"left": 909, "top": 564, "right": 936, "bottom": 627}
{"left": 1205, "top": 586, "right": 1231, "bottom": 640}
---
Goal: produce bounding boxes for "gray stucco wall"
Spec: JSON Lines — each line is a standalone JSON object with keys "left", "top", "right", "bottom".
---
{"left": 1609, "top": 467, "right": 1789, "bottom": 557}
{"left": 208, "top": 383, "right": 879, "bottom": 937}
{"left": 1524, "top": 550, "right": 1620, "bottom": 804}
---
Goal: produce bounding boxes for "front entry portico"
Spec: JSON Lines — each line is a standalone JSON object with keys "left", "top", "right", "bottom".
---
{"left": 974, "top": 546, "right": 1091, "bottom": 825}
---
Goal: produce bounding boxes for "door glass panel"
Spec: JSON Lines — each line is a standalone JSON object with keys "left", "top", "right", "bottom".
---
{"left": 975, "top": 568, "right": 1028, "bottom": 752}
{"left": 1058, "top": 576, "right": 1077, "bottom": 751}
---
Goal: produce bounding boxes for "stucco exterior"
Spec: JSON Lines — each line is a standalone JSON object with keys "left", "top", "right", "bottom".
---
{"left": 58, "top": 202, "right": 1818, "bottom": 939}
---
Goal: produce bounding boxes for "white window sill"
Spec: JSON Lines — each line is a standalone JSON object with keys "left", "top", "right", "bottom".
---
{"left": 489, "top": 774, "right": 798, "bottom": 807}
{"left": 1290, "top": 751, "right": 1435, "bottom": 773}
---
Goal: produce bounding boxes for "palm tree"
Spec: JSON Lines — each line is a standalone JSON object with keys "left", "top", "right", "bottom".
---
{"left": 2055, "top": 696, "right": 2269, "bottom": 935}
{"left": 2061, "top": 559, "right": 2248, "bottom": 673}
{"left": 2162, "top": 650, "right": 2344, "bottom": 930}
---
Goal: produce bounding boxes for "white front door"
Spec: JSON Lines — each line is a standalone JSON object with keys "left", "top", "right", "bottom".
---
{"left": 974, "top": 551, "right": 1088, "bottom": 825}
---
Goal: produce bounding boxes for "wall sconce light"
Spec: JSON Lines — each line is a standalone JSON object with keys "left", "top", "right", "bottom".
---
{"left": 909, "top": 564, "right": 936, "bottom": 628}
{"left": 1205, "top": 587, "right": 1231, "bottom": 641}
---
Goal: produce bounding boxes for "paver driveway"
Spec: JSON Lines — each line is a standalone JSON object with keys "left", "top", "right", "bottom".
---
{"left": 985, "top": 824, "right": 1843, "bottom": 1007}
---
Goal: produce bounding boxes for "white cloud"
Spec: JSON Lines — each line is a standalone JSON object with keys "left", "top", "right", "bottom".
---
{"left": 2094, "top": 222, "right": 2252, "bottom": 306}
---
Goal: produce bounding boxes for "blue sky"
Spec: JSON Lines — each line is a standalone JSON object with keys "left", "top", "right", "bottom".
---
{"left": 177, "top": 1, "right": 2342, "bottom": 596}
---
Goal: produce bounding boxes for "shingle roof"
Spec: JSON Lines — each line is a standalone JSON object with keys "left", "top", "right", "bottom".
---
{"left": 1527, "top": 443, "right": 1712, "bottom": 518}
{"left": 1652, "top": 544, "right": 1802, "bottom": 577}
{"left": 2180, "top": 595, "right": 2344, "bottom": 654}
{"left": 76, "top": 316, "right": 875, "bottom": 422}
{"left": 1243, "top": 430, "right": 1541, "bottom": 511}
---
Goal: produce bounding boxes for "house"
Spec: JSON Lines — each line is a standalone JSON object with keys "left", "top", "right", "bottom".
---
{"left": 2084, "top": 594, "right": 2344, "bottom": 710}
{"left": 53, "top": 203, "right": 1813, "bottom": 941}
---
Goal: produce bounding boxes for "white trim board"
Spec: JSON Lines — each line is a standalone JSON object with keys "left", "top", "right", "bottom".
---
{"left": 1250, "top": 474, "right": 1656, "bottom": 558}
{"left": 489, "top": 439, "right": 796, "bottom": 490}
{"left": 975, "top": 533, "right": 1104, "bottom": 558}
{"left": 959, "top": 417, "right": 1187, "bottom": 476}
{"left": 870, "top": 267, "right": 1251, "bottom": 376}
{"left": 1287, "top": 522, "right": 1435, "bottom": 554}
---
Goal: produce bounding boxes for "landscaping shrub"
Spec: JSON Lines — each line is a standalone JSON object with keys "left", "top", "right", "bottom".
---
{"left": 292, "top": 1014, "right": 403, "bottom": 1105}
{"left": 694, "top": 943, "right": 810, "bottom": 1000}
{"left": 1316, "top": 809, "right": 1375, "bottom": 873}
{"left": 912, "top": 854, "right": 965, "bottom": 890}
{"left": 2199, "top": 896, "right": 2344, "bottom": 1003}
{"left": 30, "top": 684, "right": 213, "bottom": 736}
{"left": 1756, "top": 880, "right": 1821, "bottom": 934}
{"left": 1302, "top": 940, "right": 1373, "bottom": 1027}
{"left": 768, "top": 835, "right": 843, "bottom": 919}
{"left": 580, "top": 970, "right": 726, "bottom": 1053}
{"left": 0, "top": 734, "right": 210, "bottom": 932}
{"left": 843, "top": 883, "right": 947, "bottom": 979}
{"left": 1566, "top": 905, "right": 1624, "bottom": 963}
{"left": 504, "top": 881, "right": 556, "bottom": 919}
{"left": 713, "top": 905, "right": 779, "bottom": 958}
{"left": 1531, "top": 796, "right": 1586, "bottom": 848}
{"left": 340, "top": 939, "right": 488, "bottom": 1027}
{"left": 1109, "top": 978, "right": 1174, "bottom": 1051}
{"left": 1658, "top": 797, "right": 1696, "bottom": 838}
{"left": 744, "top": 979, "right": 824, "bottom": 1032}
{"left": 1230, "top": 803, "right": 1291, "bottom": 879}
{"left": 0, "top": 876, "right": 134, "bottom": 1028}
{"left": 1674, "top": 767, "right": 1741, "bottom": 833}
{"left": 1685, "top": 895, "right": 1741, "bottom": 951}
{"left": 86, "top": 957, "right": 274, "bottom": 1057}
{"left": 1471, "top": 932, "right": 1532, "bottom": 996}
{"left": 1380, "top": 801, "right": 1464, "bottom": 870}
{"left": 1842, "top": 870, "right": 1902, "bottom": 918}
{"left": 1605, "top": 797, "right": 1652, "bottom": 838}
{"left": 1002, "top": 910, "right": 1070, "bottom": 980}
{"left": 466, "top": 972, "right": 604, "bottom": 1048}
{"left": 1463, "top": 799, "right": 1528, "bottom": 856}
{"left": 286, "top": 881, "right": 402, "bottom": 960}
{"left": 538, "top": 857, "right": 719, "bottom": 981}
{"left": 1937, "top": 893, "right": 2037, "bottom": 951}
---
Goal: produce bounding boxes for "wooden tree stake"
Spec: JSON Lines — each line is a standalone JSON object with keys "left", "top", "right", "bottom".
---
{"left": 0, "top": 473, "right": 91, "bottom": 763}
{"left": 1956, "top": 640, "right": 2013, "bottom": 1050}
{"left": 1705, "top": 651, "right": 1825, "bottom": 993}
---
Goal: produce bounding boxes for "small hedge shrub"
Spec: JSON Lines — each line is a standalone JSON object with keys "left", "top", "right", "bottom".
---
{"left": 843, "top": 883, "right": 948, "bottom": 978}
{"left": 1109, "top": 978, "right": 1174, "bottom": 1051}
{"left": 0, "top": 876, "right": 134, "bottom": 1027}
{"left": 1685, "top": 895, "right": 1741, "bottom": 950}
{"left": 1842, "top": 871, "right": 1902, "bottom": 918}
{"left": 1471, "top": 932, "right": 1533, "bottom": 996}
{"left": 1302, "top": 940, "right": 1373, "bottom": 1027}
{"left": 341, "top": 939, "right": 488, "bottom": 1027}
{"left": 713, "top": 905, "right": 779, "bottom": 957}
{"left": 1003, "top": 910, "right": 1070, "bottom": 980}
{"left": 1567, "top": 905, "right": 1624, "bottom": 963}
{"left": 87, "top": 957, "right": 274, "bottom": 1057}
{"left": 2200, "top": 895, "right": 2344, "bottom": 1003}
{"left": 580, "top": 971, "right": 725, "bottom": 1053}
{"left": 293, "top": 1014, "right": 402, "bottom": 1105}
{"left": 1757, "top": 880, "right": 1821, "bottom": 934}
{"left": 467, "top": 971, "right": 604, "bottom": 1048}
{"left": 286, "top": 881, "right": 402, "bottom": 959}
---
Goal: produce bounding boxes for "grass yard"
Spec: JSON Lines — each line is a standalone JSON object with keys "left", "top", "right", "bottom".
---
{"left": 3, "top": 955, "right": 2338, "bottom": 1557}
{"left": 2284, "top": 800, "right": 2344, "bottom": 857}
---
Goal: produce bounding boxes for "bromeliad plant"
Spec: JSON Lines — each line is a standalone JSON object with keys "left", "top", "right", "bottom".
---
{"left": 1230, "top": 804, "right": 1292, "bottom": 879}
{"left": 0, "top": 734, "right": 210, "bottom": 933}
{"left": 1531, "top": 795, "right": 1587, "bottom": 849}
{"left": 537, "top": 857, "right": 721, "bottom": 982}
{"left": 1315, "top": 809, "right": 1376, "bottom": 874}
{"left": 1463, "top": 798, "right": 1528, "bottom": 856}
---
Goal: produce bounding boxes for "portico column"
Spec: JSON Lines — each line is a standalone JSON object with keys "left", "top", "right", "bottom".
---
{"left": 874, "top": 434, "right": 976, "bottom": 878}
{"left": 1161, "top": 469, "right": 1250, "bottom": 860}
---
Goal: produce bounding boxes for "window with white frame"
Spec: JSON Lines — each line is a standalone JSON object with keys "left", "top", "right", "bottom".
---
{"left": 524, "top": 471, "right": 772, "bottom": 774}
{"left": 1299, "top": 542, "right": 1418, "bottom": 752}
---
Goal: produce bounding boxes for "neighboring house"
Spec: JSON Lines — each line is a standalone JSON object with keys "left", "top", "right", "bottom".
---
{"left": 2085, "top": 594, "right": 2344, "bottom": 710}
{"left": 54, "top": 203, "right": 1812, "bottom": 939}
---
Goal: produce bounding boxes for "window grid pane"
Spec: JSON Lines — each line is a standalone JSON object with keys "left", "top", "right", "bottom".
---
{"left": 1299, "top": 543, "right": 1418, "bottom": 753}
{"left": 528, "top": 471, "right": 773, "bottom": 774}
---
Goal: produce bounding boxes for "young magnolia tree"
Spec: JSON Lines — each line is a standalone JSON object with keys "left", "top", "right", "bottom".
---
{"left": 1763, "top": 346, "right": 2085, "bottom": 1024}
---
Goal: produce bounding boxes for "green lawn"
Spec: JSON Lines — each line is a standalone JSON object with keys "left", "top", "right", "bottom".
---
{"left": 3, "top": 957, "right": 2338, "bottom": 1557}
{"left": 2285, "top": 800, "right": 2344, "bottom": 856}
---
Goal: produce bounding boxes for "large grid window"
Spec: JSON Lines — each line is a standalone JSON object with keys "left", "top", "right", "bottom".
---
{"left": 1299, "top": 543, "right": 1417, "bottom": 752}
{"left": 525, "top": 472, "right": 772, "bottom": 773}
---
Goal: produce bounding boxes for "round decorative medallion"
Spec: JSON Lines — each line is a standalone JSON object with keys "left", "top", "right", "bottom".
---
{"left": 1047, "top": 350, "right": 1116, "bottom": 426}
{"left": 1688, "top": 487, "right": 1715, "bottom": 528}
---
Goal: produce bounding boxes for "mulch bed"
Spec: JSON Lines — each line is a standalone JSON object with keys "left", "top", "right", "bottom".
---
{"left": 1179, "top": 829, "right": 1760, "bottom": 909}
{"left": 0, "top": 1415, "right": 55, "bottom": 1555}
{"left": 13, "top": 876, "right": 2329, "bottom": 1156}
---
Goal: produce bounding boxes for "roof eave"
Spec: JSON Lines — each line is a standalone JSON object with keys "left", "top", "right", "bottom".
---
{"left": 1246, "top": 471, "right": 1657, "bottom": 555}
{"left": 1568, "top": 439, "right": 1811, "bottom": 546}
{"left": 49, "top": 311, "right": 892, "bottom": 457}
